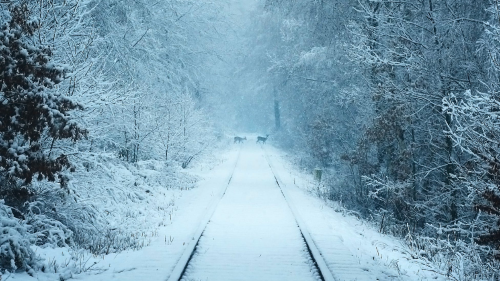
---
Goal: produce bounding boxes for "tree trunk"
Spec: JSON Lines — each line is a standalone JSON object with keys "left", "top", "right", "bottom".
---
{"left": 274, "top": 100, "right": 281, "bottom": 130}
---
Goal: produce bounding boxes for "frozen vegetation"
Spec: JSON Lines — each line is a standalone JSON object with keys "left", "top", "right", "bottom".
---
{"left": 2, "top": 0, "right": 500, "bottom": 280}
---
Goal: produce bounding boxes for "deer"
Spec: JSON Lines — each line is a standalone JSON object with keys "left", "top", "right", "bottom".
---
{"left": 256, "top": 134, "right": 269, "bottom": 144}
{"left": 234, "top": 136, "right": 247, "bottom": 143}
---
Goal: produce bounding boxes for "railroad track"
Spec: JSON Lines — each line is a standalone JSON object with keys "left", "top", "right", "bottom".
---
{"left": 166, "top": 145, "right": 336, "bottom": 281}
{"left": 166, "top": 147, "right": 241, "bottom": 281}
{"left": 262, "top": 146, "right": 336, "bottom": 281}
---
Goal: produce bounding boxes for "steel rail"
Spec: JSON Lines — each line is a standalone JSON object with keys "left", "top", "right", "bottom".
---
{"left": 261, "top": 145, "right": 337, "bottom": 281}
{"left": 165, "top": 147, "right": 242, "bottom": 281}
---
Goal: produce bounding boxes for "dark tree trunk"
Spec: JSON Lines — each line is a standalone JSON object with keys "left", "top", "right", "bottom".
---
{"left": 274, "top": 100, "right": 281, "bottom": 130}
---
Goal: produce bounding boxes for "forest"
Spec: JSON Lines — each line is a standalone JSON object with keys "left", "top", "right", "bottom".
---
{"left": 2, "top": 0, "right": 500, "bottom": 280}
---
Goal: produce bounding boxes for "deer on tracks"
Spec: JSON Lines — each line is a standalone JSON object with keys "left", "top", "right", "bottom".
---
{"left": 256, "top": 135, "right": 269, "bottom": 144}
{"left": 234, "top": 136, "right": 247, "bottom": 143}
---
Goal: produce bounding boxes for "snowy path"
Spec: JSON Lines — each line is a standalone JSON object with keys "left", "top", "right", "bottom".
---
{"left": 13, "top": 143, "right": 445, "bottom": 281}
{"left": 179, "top": 144, "right": 321, "bottom": 281}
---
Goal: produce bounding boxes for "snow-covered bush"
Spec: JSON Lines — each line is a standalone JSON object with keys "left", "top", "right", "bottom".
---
{"left": 403, "top": 233, "right": 500, "bottom": 280}
{"left": 0, "top": 200, "right": 39, "bottom": 274}
{"left": 24, "top": 202, "right": 73, "bottom": 248}
{"left": 28, "top": 154, "right": 195, "bottom": 255}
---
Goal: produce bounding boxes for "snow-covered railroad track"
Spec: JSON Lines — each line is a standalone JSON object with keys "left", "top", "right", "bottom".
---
{"left": 167, "top": 144, "right": 334, "bottom": 281}
{"left": 165, "top": 147, "right": 242, "bottom": 281}
{"left": 261, "top": 146, "right": 336, "bottom": 281}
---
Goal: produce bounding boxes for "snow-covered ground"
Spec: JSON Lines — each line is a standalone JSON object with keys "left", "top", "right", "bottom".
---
{"left": 264, "top": 145, "right": 447, "bottom": 281}
{"left": 181, "top": 144, "right": 320, "bottom": 281}
{"left": 4, "top": 148, "right": 239, "bottom": 281}
{"left": 5, "top": 141, "right": 446, "bottom": 281}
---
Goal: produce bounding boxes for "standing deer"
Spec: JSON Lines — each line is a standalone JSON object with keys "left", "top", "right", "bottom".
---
{"left": 256, "top": 134, "right": 269, "bottom": 144}
{"left": 234, "top": 136, "right": 247, "bottom": 143}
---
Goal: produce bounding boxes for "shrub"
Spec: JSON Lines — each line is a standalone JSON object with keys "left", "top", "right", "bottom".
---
{"left": 0, "top": 200, "right": 39, "bottom": 274}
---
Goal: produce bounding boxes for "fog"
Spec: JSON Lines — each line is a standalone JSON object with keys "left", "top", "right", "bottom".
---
{"left": 2, "top": 0, "right": 500, "bottom": 279}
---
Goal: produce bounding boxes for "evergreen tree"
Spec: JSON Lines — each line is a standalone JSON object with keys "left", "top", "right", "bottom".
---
{"left": 0, "top": 3, "right": 86, "bottom": 186}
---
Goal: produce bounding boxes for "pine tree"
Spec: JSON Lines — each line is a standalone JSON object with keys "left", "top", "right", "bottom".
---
{"left": 0, "top": 3, "right": 86, "bottom": 186}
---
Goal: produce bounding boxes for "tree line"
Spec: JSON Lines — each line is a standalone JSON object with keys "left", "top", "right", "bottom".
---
{"left": 257, "top": 0, "right": 500, "bottom": 278}
{"left": 0, "top": 0, "right": 224, "bottom": 273}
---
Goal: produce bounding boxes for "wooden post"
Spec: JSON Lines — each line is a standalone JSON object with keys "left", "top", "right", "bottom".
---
{"left": 314, "top": 168, "right": 322, "bottom": 182}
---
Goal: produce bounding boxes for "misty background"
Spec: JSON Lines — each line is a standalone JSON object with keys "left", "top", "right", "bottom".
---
{"left": 2, "top": 0, "right": 500, "bottom": 279}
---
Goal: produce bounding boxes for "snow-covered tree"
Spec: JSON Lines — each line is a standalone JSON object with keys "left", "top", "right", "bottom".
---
{"left": 442, "top": 1, "right": 500, "bottom": 257}
{"left": 0, "top": 3, "right": 85, "bottom": 186}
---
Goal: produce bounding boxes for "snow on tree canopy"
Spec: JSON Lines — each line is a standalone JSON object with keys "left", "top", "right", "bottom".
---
{"left": 0, "top": 3, "right": 86, "bottom": 186}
